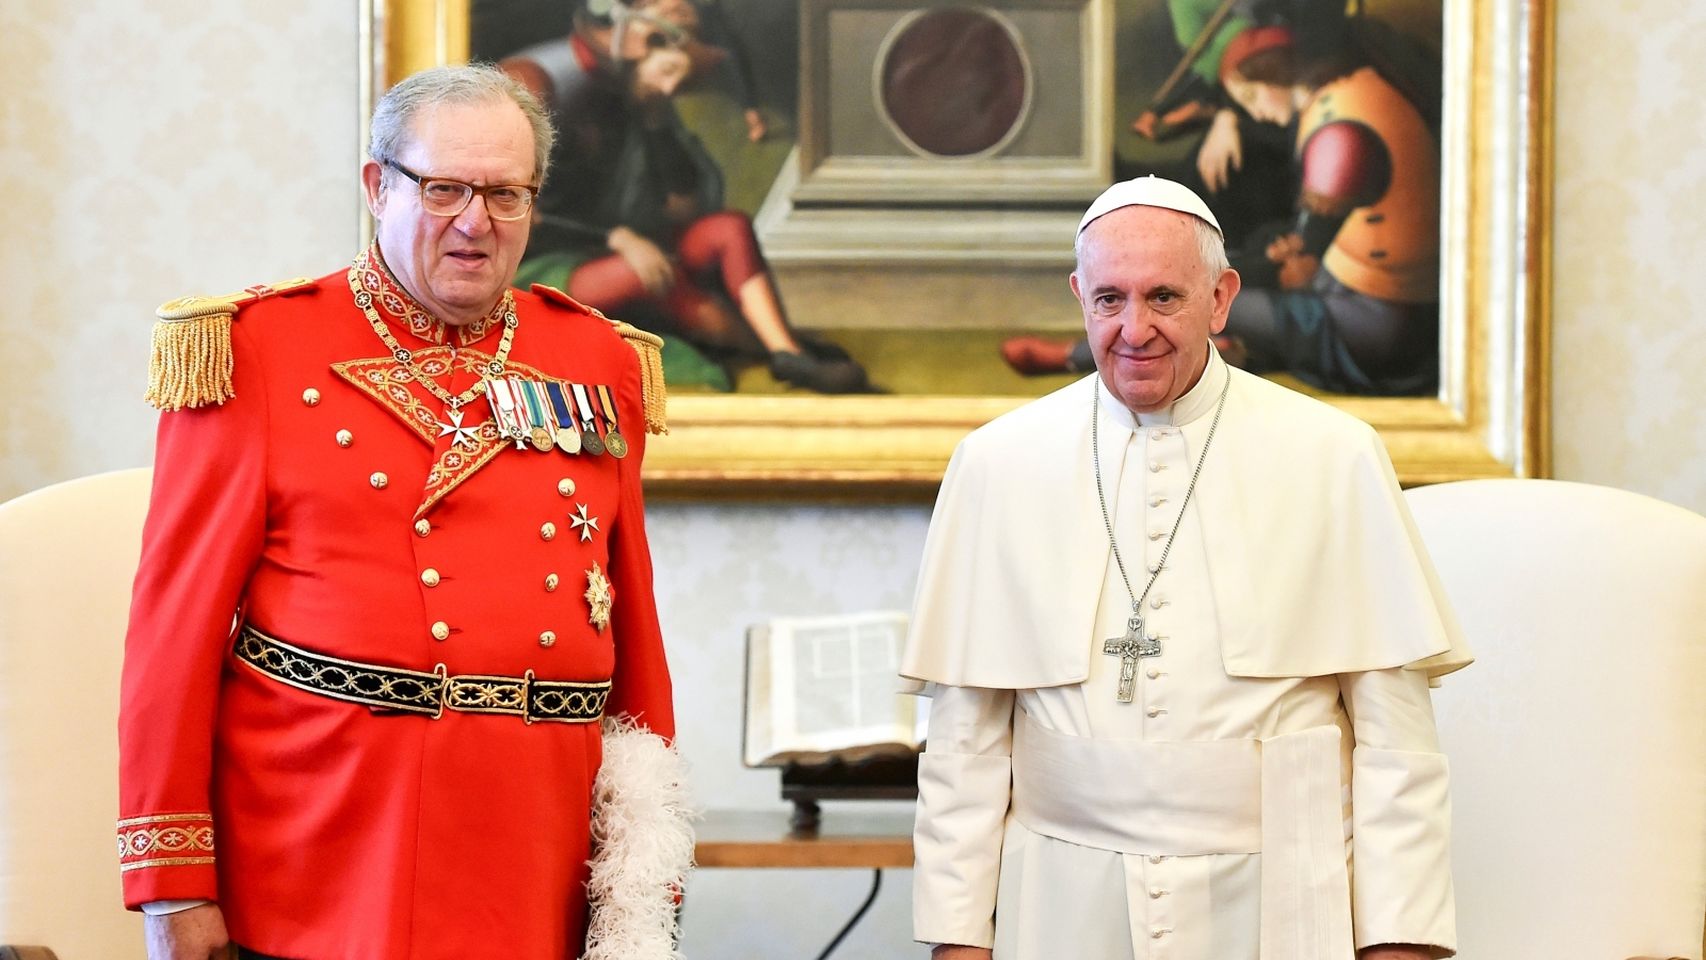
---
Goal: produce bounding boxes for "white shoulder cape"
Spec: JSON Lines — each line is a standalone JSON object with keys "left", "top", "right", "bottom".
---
{"left": 899, "top": 371, "right": 1471, "bottom": 689}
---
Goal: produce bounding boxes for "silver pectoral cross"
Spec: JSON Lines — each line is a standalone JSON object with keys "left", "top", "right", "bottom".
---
{"left": 1102, "top": 614, "right": 1162, "bottom": 703}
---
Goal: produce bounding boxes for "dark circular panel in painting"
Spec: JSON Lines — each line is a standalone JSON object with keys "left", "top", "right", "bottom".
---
{"left": 878, "top": 8, "right": 1029, "bottom": 158}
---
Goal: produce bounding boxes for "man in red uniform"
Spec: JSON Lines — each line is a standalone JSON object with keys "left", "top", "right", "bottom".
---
{"left": 119, "top": 64, "right": 689, "bottom": 960}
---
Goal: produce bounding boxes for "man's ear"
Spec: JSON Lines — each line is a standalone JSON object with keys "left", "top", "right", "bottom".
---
{"left": 361, "top": 161, "right": 386, "bottom": 220}
{"left": 1209, "top": 267, "right": 1242, "bottom": 335}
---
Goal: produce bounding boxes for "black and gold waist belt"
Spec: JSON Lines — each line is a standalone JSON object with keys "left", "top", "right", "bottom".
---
{"left": 235, "top": 624, "right": 609, "bottom": 724}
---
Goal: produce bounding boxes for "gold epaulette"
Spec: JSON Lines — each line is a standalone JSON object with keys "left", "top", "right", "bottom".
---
{"left": 531, "top": 284, "right": 668, "bottom": 434}
{"left": 146, "top": 277, "right": 315, "bottom": 411}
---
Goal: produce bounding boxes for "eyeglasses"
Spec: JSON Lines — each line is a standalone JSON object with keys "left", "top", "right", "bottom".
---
{"left": 383, "top": 159, "right": 537, "bottom": 222}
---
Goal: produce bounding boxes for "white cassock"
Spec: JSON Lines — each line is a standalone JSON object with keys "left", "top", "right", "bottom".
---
{"left": 901, "top": 348, "right": 1472, "bottom": 959}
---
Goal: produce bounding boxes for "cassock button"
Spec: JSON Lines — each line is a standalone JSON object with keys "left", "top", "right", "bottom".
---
{"left": 1150, "top": 927, "right": 1169, "bottom": 939}
{"left": 1150, "top": 496, "right": 1167, "bottom": 508}
{"left": 545, "top": 573, "right": 560, "bottom": 592}
{"left": 1146, "top": 668, "right": 1161, "bottom": 680}
{"left": 420, "top": 568, "right": 441, "bottom": 587}
{"left": 1147, "top": 855, "right": 1166, "bottom": 864}
{"left": 430, "top": 621, "right": 451, "bottom": 641}
{"left": 1146, "top": 707, "right": 1164, "bottom": 718}
{"left": 336, "top": 430, "right": 353, "bottom": 447}
{"left": 1149, "top": 887, "right": 1167, "bottom": 899}
{"left": 558, "top": 478, "right": 577, "bottom": 497}
{"left": 541, "top": 522, "right": 558, "bottom": 541}
{"left": 1147, "top": 562, "right": 1162, "bottom": 574}
{"left": 1150, "top": 597, "right": 1166, "bottom": 609}
{"left": 539, "top": 630, "right": 557, "bottom": 648}
{"left": 1149, "top": 461, "right": 1163, "bottom": 473}
{"left": 302, "top": 388, "right": 321, "bottom": 406}
{"left": 1150, "top": 430, "right": 1167, "bottom": 441}
{"left": 415, "top": 519, "right": 431, "bottom": 538}
{"left": 370, "top": 472, "right": 388, "bottom": 490}
{"left": 1148, "top": 530, "right": 1164, "bottom": 541}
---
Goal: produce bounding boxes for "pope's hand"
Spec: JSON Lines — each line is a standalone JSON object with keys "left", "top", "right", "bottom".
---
{"left": 145, "top": 903, "right": 232, "bottom": 960}
{"left": 931, "top": 946, "right": 993, "bottom": 960}
{"left": 607, "top": 226, "right": 675, "bottom": 297}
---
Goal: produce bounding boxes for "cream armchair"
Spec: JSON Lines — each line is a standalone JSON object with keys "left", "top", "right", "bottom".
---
{"left": 1405, "top": 479, "right": 1706, "bottom": 960}
{"left": 0, "top": 469, "right": 153, "bottom": 959}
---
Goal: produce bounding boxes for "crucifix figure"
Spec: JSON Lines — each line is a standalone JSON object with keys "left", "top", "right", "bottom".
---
{"left": 1102, "top": 613, "right": 1162, "bottom": 703}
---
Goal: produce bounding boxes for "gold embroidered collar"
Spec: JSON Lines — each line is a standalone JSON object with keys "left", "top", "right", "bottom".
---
{"left": 350, "top": 243, "right": 502, "bottom": 347}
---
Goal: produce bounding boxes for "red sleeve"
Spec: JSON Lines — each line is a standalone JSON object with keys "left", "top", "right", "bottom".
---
{"left": 117, "top": 320, "right": 269, "bottom": 908}
{"left": 1299, "top": 119, "right": 1392, "bottom": 216}
{"left": 599, "top": 346, "right": 675, "bottom": 741}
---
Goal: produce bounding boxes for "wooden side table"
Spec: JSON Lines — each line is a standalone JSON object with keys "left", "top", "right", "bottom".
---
{"left": 693, "top": 808, "right": 915, "bottom": 959}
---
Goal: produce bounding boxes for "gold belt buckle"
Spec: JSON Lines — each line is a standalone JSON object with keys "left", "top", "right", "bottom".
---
{"left": 431, "top": 663, "right": 450, "bottom": 721}
{"left": 438, "top": 671, "right": 534, "bottom": 719}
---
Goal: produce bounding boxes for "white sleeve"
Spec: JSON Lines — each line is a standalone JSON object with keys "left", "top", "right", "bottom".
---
{"left": 1339, "top": 667, "right": 1457, "bottom": 956}
{"left": 912, "top": 683, "right": 1014, "bottom": 949}
{"left": 140, "top": 898, "right": 212, "bottom": 916}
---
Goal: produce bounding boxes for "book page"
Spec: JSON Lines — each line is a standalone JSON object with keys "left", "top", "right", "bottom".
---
{"left": 741, "top": 625, "right": 777, "bottom": 767}
{"left": 756, "top": 611, "right": 922, "bottom": 761}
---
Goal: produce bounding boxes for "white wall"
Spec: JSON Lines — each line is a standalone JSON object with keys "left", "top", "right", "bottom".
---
{"left": 1550, "top": 0, "right": 1706, "bottom": 509}
{"left": 2, "top": 0, "right": 1703, "bottom": 956}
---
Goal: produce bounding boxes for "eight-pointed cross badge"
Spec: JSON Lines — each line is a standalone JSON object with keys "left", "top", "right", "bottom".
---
{"left": 435, "top": 409, "right": 480, "bottom": 451}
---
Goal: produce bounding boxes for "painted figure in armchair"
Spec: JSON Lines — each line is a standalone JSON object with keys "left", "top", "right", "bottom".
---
{"left": 500, "top": 0, "right": 873, "bottom": 394}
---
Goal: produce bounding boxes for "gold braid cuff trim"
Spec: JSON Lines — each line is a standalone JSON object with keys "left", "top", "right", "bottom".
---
{"left": 116, "top": 812, "right": 215, "bottom": 870}
{"left": 120, "top": 856, "right": 217, "bottom": 873}
{"left": 530, "top": 284, "right": 668, "bottom": 434}
{"left": 117, "top": 813, "right": 213, "bottom": 827}
{"left": 146, "top": 277, "right": 315, "bottom": 411}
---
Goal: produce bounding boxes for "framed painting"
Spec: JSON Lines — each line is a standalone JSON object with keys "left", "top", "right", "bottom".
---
{"left": 363, "top": 0, "right": 1552, "bottom": 496}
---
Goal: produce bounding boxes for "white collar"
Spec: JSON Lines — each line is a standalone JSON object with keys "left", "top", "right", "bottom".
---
{"left": 1095, "top": 342, "right": 1228, "bottom": 430}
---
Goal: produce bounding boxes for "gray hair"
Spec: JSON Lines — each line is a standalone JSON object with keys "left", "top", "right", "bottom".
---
{"left": 369, "top": 63, "right": 556, "bottom": 186}
{"left": 1073, "top": 212, "right": 1230, "bottom": 283}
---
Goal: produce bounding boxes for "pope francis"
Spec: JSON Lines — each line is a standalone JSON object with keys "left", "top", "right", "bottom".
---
{"left": 900, "top": 176, "right": 1471, "bottom": 960}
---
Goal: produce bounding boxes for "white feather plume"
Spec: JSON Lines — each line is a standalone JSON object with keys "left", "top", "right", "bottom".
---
{"left": 582, "top": 715, "right": 697, "bottom": 960}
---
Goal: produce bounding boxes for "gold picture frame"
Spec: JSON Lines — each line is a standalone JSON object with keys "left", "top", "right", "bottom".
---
{"left": 363, "top": 0, "right": 1552, "bottom": 497}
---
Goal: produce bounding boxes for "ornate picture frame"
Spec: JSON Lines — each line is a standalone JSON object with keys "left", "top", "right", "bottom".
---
{"left": 363, "top": 0, "right": 1552, "bottom": 496}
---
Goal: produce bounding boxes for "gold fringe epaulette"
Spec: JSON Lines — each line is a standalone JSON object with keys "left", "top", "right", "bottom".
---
{"left": 608, "top": 319, "right": 668, "bottom": 435}
{"left": 146, "top": 277, "right": 315, "bottom": 411}
{"left": 531, "top": 284, "right": 668, "bottom": 434}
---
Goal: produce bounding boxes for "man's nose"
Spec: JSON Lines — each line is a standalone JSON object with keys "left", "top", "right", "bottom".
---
{"left": 1120, "top": 304, "right": 1155, "bottom": 344}
{"left": 453, "top": 194, "right": 494, "bottom": 235}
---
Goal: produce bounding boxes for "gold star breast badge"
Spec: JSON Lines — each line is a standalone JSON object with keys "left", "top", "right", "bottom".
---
{"left": 584, "top": 562, "right": 613, "bottom": 632}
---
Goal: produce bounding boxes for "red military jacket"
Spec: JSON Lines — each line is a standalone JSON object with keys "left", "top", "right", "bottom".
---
{"left": 117, "top": 249, "right": 675, "bottom": 960}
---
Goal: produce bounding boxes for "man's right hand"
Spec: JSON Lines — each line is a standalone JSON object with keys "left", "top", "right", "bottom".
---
{"left": 931, "top": 945, "right": 993, "bottom": 960}
{"left": 145, "top": 903, "right": 232, "bottom": 960}
{"left": 607, "top": 226, "right": 675, "bottom": 298}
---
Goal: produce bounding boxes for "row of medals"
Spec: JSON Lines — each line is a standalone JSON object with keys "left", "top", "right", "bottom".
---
{"left": 481, "top": 377, "right": 629, "bottom": 459}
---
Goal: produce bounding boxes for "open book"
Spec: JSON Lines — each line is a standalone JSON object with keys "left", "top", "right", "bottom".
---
{"left": 742, "top": 611, "right": 928, "bottom": 768}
